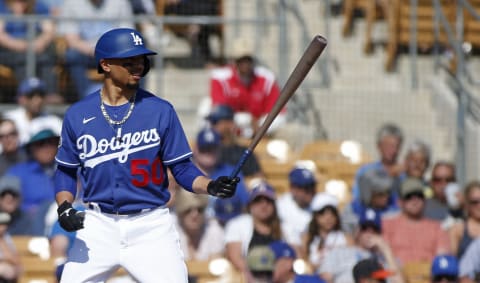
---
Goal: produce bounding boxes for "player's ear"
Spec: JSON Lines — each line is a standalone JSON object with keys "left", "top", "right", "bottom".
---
{"left": 99, "top": 59, "right": 110, "bottom": 73}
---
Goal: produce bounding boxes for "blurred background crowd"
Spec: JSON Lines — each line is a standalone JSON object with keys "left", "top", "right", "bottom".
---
{"left": 1, "top": 0, "right": 480, "bottom": 283}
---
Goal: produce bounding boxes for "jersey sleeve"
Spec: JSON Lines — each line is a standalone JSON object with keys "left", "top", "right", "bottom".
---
{"left": 55, "top": 112, "right": 80, "bottom": 168}
{"left": 160, "top": 106, "right": 193, "bottom": 165}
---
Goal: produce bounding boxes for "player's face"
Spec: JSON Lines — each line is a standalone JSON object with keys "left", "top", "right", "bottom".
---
{"left": 105, "top": 55, "right": 145, "bottom": 89}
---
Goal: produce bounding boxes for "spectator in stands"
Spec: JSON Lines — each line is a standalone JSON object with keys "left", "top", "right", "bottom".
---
{"left": 0, "top": 0, "right": 60, "bottom": 102}
{"left": 5, "top": 129, "right": 59, "bottom": 236}
{"left": 206, "top": 104, "right": 264, "bottom": 180}
{"left": 209, "top": 38, "right": 285, "bottom": 138}
{"left": 431, "top": 255, "right": 459, "bottom": 283}
{"left": 277, "top": 166, "right": 321, "bottom": 249}
{"left": 162, "top": 0, "right": 222, "bottom": 64}
{"left": 352, "top": 123, "right": 404, "bottom": 200}
{"left": 402, "top": 139, "right": 431, "bottom": 183}
{"left": 4, "top": 77, "right": 63, "bottom": 145}
{"left": 449, "top": 181, "right": 480, "bottom": 259}
{"left": 0, "top": 210, "right": 20, "bottom": 283}
{"left": 173, "top": 188, "right": 225, "bottom": 261}
{"left": 382, "top": 178, "right": 451, "bottom": 265}
{"left": 424, "top": 161, "right": 457, "bottom": 224}
{"left": 58, "top": 0, "right": 134, "bottom": 98}
{"left": 300, "top": 193, "right": 350, "bottom": 271}
{"left": 320, "top": 208, "right": 405, "bottom": 283}
{"left": 342, "top": 168, "right": 399, "bottom": 235}
{"left": 192, "top": 127, "right": 249, "bottom": 223}
{"left": 0, "top": 176, "right": 32, "bottom": 236}
{"left": 0, "top": 119, "right": 27, "bottom": 176}
{"left": 352, "top": 258, "right": 394, "bottom": 283}
{"left": 224, "top": 181, "right": 284, "bottom": 283}
{"left": 459, "top": 237, "right": 480, "bottom": 283}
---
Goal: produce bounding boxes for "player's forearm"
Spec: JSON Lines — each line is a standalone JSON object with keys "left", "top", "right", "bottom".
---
{"left": 56, "top": 191, "right": 75, "bottom": 205}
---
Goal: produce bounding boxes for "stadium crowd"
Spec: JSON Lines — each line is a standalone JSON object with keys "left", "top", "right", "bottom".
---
{"left": 0, "top": 1, "right": 479, "bottom": 283}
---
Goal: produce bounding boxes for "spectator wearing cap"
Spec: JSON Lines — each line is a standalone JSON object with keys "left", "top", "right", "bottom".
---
{"left": 431, "top": 255, "right": 459, "bottom": 283}
{"left": 459, "top": 237, "right": 480, "bottom": 283}
{"left": 320, "top": 208, "right": 405, "bottom": 283}
{"left": 0, "top": 175, "right": 33, "bottom": 236}
{"left": 352, "top": 123, "right": 404, "bottom": 201}
{"left": 4, "top": 77, "right": 63, "bottom": 145}
{"left": 192, "top": 127, "right": 250, "bottom": 225}
{"left": 5, "top": 128, "right": 60, "bottom": 236}
{"left": 352, "top": 258, "right": 394, "bottom": 283}
{"left": 382, "top": 178, "right": 451, "bottom": 265}
{"left": 277, "top": 166, "right": 321, "bottom": 249}
{"left": 224, "top": 181, "right": 284, "bottom": 283}
{"left": 208, "top": 38, "right": 286, "bottom": 138}
{"left": 0, "top": 118, "right": 27, "bottom": 176}
{"left": 206, "top": 104, "right": 264, "bottom": 180}
{"left": 173, "top": 188, "right": 225, "bottom": 262}
{"left": 342, "top": 168, "right": 399, "bottom": 235}
{"left": 300, "top": 193, "right": 350, "bottom": 271}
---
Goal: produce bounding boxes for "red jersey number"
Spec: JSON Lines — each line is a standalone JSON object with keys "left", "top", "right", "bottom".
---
{"left": 131, "top": 157, "right": 165, "bottom": 187}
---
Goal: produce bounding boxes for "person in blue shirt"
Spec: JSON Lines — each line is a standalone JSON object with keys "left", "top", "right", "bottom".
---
{"left": 0, "top": 0, "right": 59, "bottom": 98}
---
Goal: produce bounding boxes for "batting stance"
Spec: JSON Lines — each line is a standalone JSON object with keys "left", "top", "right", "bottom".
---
{"left": 54, "top": 28, "right": 239, "bottom": 283}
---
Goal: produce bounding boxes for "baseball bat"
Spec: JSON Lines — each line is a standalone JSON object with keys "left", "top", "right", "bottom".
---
{"left": 230, "top": 35, "right": 328, "bottom": 179}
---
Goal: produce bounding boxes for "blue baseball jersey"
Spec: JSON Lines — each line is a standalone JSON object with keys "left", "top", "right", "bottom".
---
{"left": 55, "top": 89, "right": 192, "bottom": 212}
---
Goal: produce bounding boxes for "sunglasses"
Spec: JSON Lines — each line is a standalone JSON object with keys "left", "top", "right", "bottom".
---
{"left": 0, "top": 131, "right": 17, "bottom": 139}
{"left": 432, "top": 176, "right": 455, "bottom": 183}
{"left": 403, "top": 192, "right": 425, "bottom": 200}
{"left": 433, "top": 275, "right": 457, "bottom": 282}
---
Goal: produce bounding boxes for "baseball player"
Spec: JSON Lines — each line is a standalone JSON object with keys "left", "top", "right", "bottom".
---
{"left": 54, "top": 28, "right": 239, "bottom": 283}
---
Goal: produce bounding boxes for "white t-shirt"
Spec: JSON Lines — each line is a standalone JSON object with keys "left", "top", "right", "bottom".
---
{"left": 277, "top": 193, "right": 312, "bottom": 246}
{"left": 308, "top": 231, "right": 349, "bottom": 268}
{"left": 224, "top": 214, "right": 254, "bottom": 256}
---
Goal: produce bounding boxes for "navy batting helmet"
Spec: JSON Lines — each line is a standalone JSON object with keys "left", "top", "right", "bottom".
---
{"left": 94, "top": 28, "right": 157, "bottom": 76}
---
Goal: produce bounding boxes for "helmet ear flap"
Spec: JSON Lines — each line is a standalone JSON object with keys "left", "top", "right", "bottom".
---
{"left": 142, "top": 57, "right": 150, "bottom": 77}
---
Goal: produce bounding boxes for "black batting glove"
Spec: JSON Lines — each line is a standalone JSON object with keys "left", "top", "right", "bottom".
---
{"left": 57, "top": 201, "right": 85, "bottom": 232}
{"left": 207, "top": 176, "right": 240, "bottom": 198}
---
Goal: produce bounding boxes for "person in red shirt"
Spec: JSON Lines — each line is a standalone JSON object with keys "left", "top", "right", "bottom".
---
{"left": 209, "top": 38, "right": 286, "bottom": 138}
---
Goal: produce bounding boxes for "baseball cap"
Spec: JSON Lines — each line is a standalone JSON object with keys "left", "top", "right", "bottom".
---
{"left": 431, "top": 255, "right": 459, "bottom": 277}
{"left": 269, "top": 241, "right": 296, "bottom": 260}
{"left": 17, "top": 77, "right": 46, "bottom": 97}
{"left": 294, "top": 275, "right": 326, "bottom": 283}
{"left": 358, "top": 208, "right": 382, "bottom": 232}
{"left": 246, "top": 245, "right": 276, "bottom": 273}
{"left": 289, "top": 167, "right": 317, "bottom": 189}
{"left": 310, "top": 193, "right": 339, "bottom": 212}
{"left": 359, "top": 169, "right": 393, "bottom": 205}
{"left": 26, "top": 129, "right": 59, "bottom": 146}
{"left": 353, "top": 258, "right": 394, "bottom": 282}
{"left": 249, "top": 181, "right": 276, "bottom": 203}
{"left": 0, "top": 176, "right": 20, "bottom": 196}
{"left": 196, "top": 128, "right": 221, "bottom": 150}
{"left": 214, "top": 197, "right": 244, "bottom": 224}
{"left": 400, "top": 178, "right": 425, "bottom": 198}
{"left": 206, "top": 105, "right": 234, "bottom": 124}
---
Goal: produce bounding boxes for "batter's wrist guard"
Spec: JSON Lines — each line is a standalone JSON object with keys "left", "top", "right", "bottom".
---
{"left": 57, "top": 201, "right": 85, "bottom": 232}
{"left": 207, "top": 176, "right": 239, "bottom": 198}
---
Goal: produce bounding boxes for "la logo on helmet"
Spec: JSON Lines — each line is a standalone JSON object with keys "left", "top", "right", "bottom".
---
{"left": 130, "top": 32, "right": 143, "bottom": 46}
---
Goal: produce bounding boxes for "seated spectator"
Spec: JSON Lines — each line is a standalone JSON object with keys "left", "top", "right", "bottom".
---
{"left": 342, "top": 168, "right": 399, "bottom": 235}
{"left": 401, "top": 139, "right": 431, "bottom": 183}
{"left": 224, "top": 181, "right": 284, "bottom": 283}
{"left": 5, "top": 129, "right": 59, "bottom": 236}
{"left": 352, "top": 123, "right": 404, "bottom": 200}
{"left": 431, "top": 255, "right": 459, "bottom": 283}
{"left": 209, "top": 38, "right": 285, "bottom": 138}
{"left": 206, "top": 104, "right": 264, "bottom": 180}
{"left": 58, "top": 0, "right": 134, "bottom": 98}
{"left": 0, "top": 176, "right": 32, "bottom": 236}
{"left": 162, "top": 0, "right": 222, "bottom": 64}
{"left": 4, "top": 77, "right": 63, "bottom": 145}
{"left": 459, "top": 237, "right": 480, "bottom": 283}
{"left": 277, "top": 166, "right": 322, "bottom": 248}
{"left": 449, "top": 181, "right": 480, "bottom": 259}
{"left": 382, "top": 178, "right": 451, "bottom": 265}
{"left": 173, "top": 188, "right": 225, "bottom": 261}
{"left": 320, "top": 208, "right": 405, "bottom": 283}
{"left": 352, "top": 258, "right": 395, "bottom": 283}
{"left": 0, "top": 211, "right": 20, "bottom": 282}
{"left": 424, "top": 161, "right": 458, "bottom": 226}
{"left": 0, "top": 118, "right": 27, "bottom": 176}
{"left": 213, "top": 196, "right": 244, "bottom": 227}
{"left": 0, "top": 0, "right": 59, "bottom": 100}
{"left": 300, "top": 193, "right": 349, "bottom": 271}
{"left": 192, "top": 127, "right": 249, "bottom": 222}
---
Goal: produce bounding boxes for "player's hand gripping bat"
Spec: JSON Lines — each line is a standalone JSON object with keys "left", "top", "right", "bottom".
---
{"left": 230, "top": 35, "right": 328, "bottom": 179}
